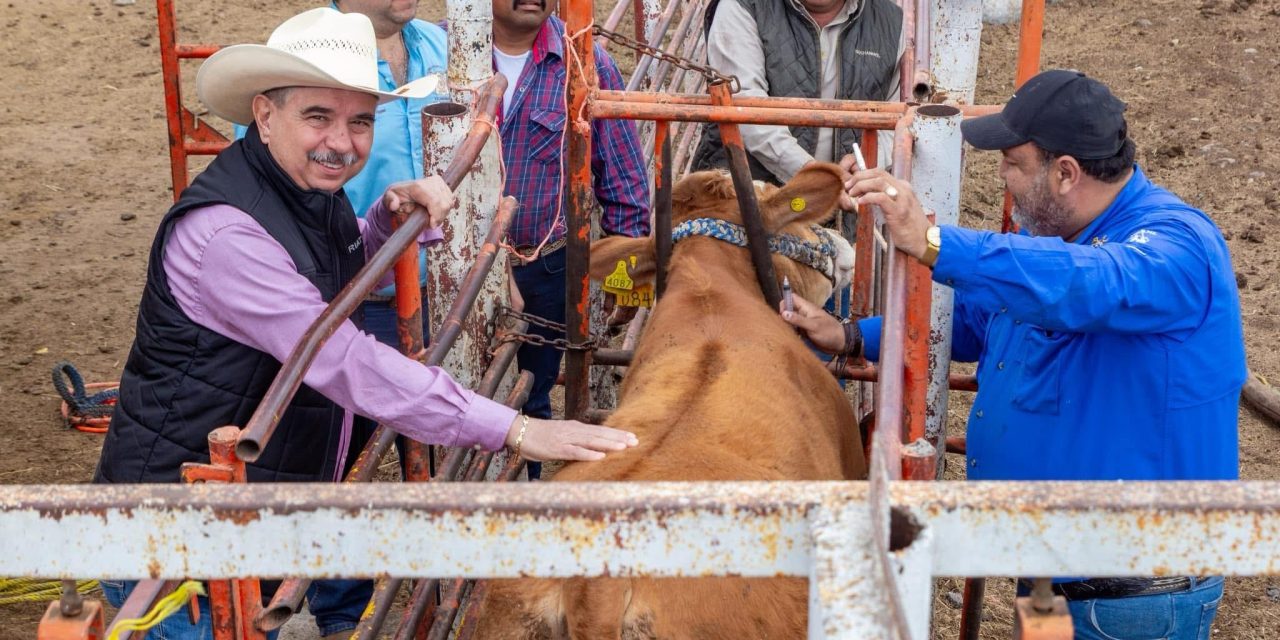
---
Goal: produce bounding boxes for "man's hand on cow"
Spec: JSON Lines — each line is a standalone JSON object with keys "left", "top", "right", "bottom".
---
{"left": 382, "top": 175, "right": 456, "bottom": 229}
{"left": 505, "top": 416, "right": 640, "bottom": 462}
{"left": 843, "top": 168, "right": 932, "bottom": 260}
{"left": 779, "top": 295, "right": 844, "bottom": 354}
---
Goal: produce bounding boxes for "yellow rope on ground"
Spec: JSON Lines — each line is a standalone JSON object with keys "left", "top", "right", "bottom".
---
{"left": 0, "top": 578, "right": 99, "bottom": 605}
{"left": 105, "top": 581, "right": 205, "bottom": 640}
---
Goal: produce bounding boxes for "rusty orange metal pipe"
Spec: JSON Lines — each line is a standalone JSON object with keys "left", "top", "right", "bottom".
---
{"left": 851, "top": 129, "right": 878, "bottom": 322}
{"left": 1002, "top": 0, "right": 1045, "bottom": 235}
{"left": 563, "top": 0, "right": 595, "bottom": 422}
{"left": 1016, "top": 0, "right": 1046, "bottom": 86}
{"left": 898, "top": 0, "right": 917, "bottom": 102}
{"left": 597, "top": 90, "right": 1004, "bottom": 119}
{"left": 592, "top": 98, "right": 902, "bottom": 130}
{"left": 156, "top": 0, "right": 188, "bottom": 199}
{"left": 390, "top": 210, "right": 431, "bottom": 483}
{"left": 838, "top": 363, "right": 978, "bottom": 392}
{"left": 869, "top": 108, "right": 916, "bottom": 484}
{"left": 903, "top": 256, "right": 933, "bottom": 449}
{"left": 175, "top": 44, "right": 221, "bottom": 58}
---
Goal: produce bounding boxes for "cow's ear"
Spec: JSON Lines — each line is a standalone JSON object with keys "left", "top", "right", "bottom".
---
{"left": 589, "top": 236, "right": 657, "bottom": 285}
{"left": 760, "top": 163, "right": 844, "bottom": 230}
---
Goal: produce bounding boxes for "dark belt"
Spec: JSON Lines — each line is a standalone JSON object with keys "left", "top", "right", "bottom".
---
{"left": 510, "top": 236, "right": 567, "bottom": 262}
{"left": 1021, "top": 577, "right": 1194, "bottom": 601}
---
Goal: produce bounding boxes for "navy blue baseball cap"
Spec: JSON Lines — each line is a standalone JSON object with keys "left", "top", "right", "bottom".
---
{"left": 961, "top": 69, "right": 1128, "bottom": 160}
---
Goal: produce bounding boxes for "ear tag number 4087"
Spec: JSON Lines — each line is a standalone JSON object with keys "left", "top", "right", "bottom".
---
{"left": 601, "top": 256, "right": 653, "bottom": 308}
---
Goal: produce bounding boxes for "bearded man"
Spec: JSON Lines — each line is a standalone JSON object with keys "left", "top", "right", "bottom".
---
{"left": 784, "top": 70, "right": 1243, "bottom": 640}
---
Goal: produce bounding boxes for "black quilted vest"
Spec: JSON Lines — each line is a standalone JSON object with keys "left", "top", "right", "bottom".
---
{"left": 692, "top": 0, "right": 901, "bottom": 184}
{"left": 94, "top": 125, "right": 370, "bottom": 484}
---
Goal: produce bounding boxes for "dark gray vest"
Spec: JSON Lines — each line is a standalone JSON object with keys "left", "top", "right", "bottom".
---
{"left": 693, "top": 0, "right": 902, "bottom": 184}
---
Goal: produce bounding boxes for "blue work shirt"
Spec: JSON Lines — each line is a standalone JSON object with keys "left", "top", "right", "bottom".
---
{"left": 861, "top": 166, "right": 1244, "bottom": 481}
{"left": 235, "top": 14, "right": 447, "bottom": 292}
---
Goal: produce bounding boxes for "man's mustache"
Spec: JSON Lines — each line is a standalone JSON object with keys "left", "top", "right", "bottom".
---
{"left": 308, "top": 150, "right": 358, "bottom": 167}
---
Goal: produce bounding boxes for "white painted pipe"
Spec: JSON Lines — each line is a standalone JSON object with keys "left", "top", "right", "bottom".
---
{"left": 423, "top": 0, "right": 509, "bottom": 390}
{"left": 909, "top": 105, "right": 963, "bottom": 462}
{"left": 931, "top": 0, "right": 984, "bottom": 105}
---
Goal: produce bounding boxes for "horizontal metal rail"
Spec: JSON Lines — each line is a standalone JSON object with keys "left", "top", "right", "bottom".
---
{"left": 3, "top": 481, "right": 1278, "bottom": 580}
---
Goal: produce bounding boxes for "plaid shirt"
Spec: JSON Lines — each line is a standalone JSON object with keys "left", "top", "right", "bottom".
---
{"left": 498, "top": 16, "right": 651, "bottom": 248}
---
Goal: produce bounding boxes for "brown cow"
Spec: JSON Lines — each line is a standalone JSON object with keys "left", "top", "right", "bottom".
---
{"left": 475, "top": 163, "right": 865, "bottom": 639}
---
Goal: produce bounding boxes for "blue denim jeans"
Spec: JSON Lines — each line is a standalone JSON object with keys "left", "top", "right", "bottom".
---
{"left": 101, "top": 580, "right": 215, "bottom": 640}
{"left": 1020, "top": 577, "right": 1224, "bottom": 640}
{"left": 360, "top": 297, "right": 430, "bottom": 349}
{"left": 510, "top": 248, "right": 569, "bottom": 481}
{"left": 101, "top": 579, "right": 366, "bottom": 638}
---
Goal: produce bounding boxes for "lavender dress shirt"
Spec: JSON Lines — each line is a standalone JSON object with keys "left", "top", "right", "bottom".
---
{"left": 160, "top": 198, "right": 516, "bottom": 479}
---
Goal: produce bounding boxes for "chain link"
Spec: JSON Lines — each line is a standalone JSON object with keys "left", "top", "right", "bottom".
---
{"left": 491, "top": 306, "right": 609, "bottom": 353}
{"left": 592, "top": 24, "right": 740, "bottom": 93}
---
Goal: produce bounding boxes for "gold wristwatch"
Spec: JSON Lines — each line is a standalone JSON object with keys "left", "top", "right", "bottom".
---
{"left": 920, "top": 225, "right": 941, "bottom": 268}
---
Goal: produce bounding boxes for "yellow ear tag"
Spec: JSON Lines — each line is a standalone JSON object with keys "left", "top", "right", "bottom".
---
{"left": 614, "top": 283, "right": 654, "bottom": 308}
{"left": 790, "top": 197, "right": 807, "bottom": 212}
{"left": 603, "top": 259, "right": 634, "bottom": 294}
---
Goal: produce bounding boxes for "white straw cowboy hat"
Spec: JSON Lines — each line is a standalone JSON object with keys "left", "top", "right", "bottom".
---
{"left": 197, "top": 8, "right": 439, "bottom": 125}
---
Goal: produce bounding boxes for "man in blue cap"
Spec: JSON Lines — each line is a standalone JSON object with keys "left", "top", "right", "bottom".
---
{"left": 784, "top": 69, "right": 1243, "bottom": 638}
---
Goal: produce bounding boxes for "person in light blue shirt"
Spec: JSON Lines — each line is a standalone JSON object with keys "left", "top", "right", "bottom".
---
{"left": 786, "top": 70, "right": 1243, "bottom": 640}
{"left": 236, "top": 0, "right": 446, "bottom": 350}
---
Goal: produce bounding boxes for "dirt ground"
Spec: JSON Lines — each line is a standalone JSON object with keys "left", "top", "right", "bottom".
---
{"left": 3, "top": 0, "right": 1280, "bottom": 637}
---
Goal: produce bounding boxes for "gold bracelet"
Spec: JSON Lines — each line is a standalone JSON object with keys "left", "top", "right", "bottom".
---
{"left": 513, "top": 413, "right": 529, "bottom": 459}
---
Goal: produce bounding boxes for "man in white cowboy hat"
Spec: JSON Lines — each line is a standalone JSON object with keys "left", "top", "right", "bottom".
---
{"left": 235, "top": 1, "right": 450, "bottom": 354}
{"left": 93, "top": 9, "right": 638, "bottom": 637}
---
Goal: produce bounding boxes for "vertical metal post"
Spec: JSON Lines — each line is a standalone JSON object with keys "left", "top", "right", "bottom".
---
{"left": 563, "top": 0, "right": 596, "bottom": 421}
{"left": 851, "top": 130, "right": 879, "bottom": 422}
{"left": 653, "top": 120, "right": 673, "bottom": 298}
{"left": 807, "top": 501, "right": 892, "bottom": 638}
{"left": 901, "top": 259, "right": 931, "bottom": 454}
{"left": 391, "top": 207, "right": 432, "bottom": 482}
{"left": 180, "top": 427, "right": 265, "bottom": 640}
{"left": 959, "top": 578, "right": 986, "bottom": 640}
{"left": 1002, "top": 0, "right": 1044, "bottom": 233}
{"left": 898, "top": 0, "right": 917, "bottom": 102}
{"left": 1015, "top": 0, "right": 1046, "bottom": 87}
{"left": 425, "top": 0, "right": 511, "bottom": 392}
{"left": 709, "top": 82, "right": 782, "bottom": 310}
{"left": 930, "top": 0, "right": 984, "bottom": 105}
{"left": 156, "top": 0, "right": 187, "bottom": 200}
{"left": 910, "top": 105, "right": 963, "bottom": 474}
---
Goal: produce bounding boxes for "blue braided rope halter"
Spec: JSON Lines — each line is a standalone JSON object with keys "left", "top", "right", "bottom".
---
{"left": 671, "top": 217, "right": 837, "bottom": 282}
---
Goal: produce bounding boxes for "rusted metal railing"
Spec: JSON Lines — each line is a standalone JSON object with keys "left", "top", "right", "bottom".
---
{"left": 11, "top": 481, "right": 1280, "bottom": 639}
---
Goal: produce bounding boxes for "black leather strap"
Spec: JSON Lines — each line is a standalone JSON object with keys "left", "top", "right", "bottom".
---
{"left": 1022, "top": 577, "right": 1193, "bottom": 601}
